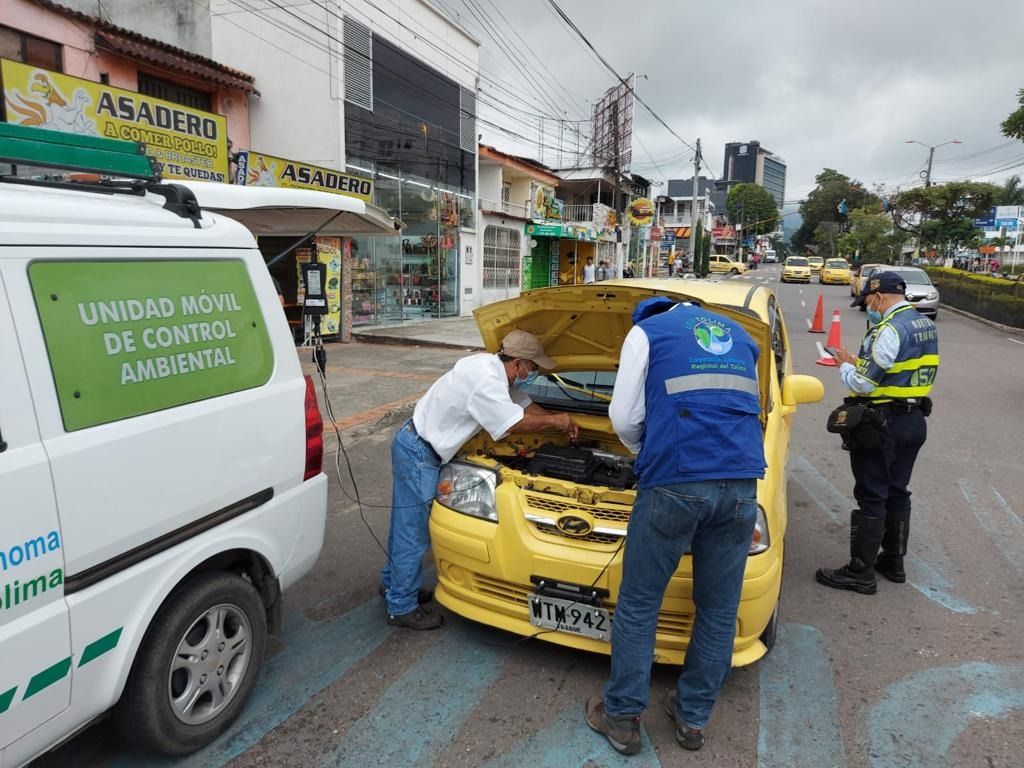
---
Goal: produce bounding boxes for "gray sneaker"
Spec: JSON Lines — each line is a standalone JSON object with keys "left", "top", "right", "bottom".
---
{"left": 663, "top": 691, "right": 704, "bottom": 751}
{"left": 584, "top": 696, "right": 641, "bottom": 755}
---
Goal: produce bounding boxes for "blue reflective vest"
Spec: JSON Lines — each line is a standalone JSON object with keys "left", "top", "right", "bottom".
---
{"left": 633, "top": 303, "right": 767, "bottom": 488}
{"left": 855, "top": 305, "right": 939, "bottom": 401}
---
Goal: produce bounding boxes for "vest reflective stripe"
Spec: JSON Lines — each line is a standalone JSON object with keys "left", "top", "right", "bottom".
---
{"left": 869, "top": 384, "right": 934, "bottom": 398}
{"left": 665, "top": 372, "right": 759, "bottom": 397}
{"left": 886, "top": 354, "right": 940, "bottom": 373}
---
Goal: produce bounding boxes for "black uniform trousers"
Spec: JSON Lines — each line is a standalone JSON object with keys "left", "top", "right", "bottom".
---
{"left": 849, "top": 405, "right": 927, "bottom": 519}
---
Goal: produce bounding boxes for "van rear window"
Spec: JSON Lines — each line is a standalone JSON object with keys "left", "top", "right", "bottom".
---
{"left": 29, "top": 259, "right": 274, "bottom": 431}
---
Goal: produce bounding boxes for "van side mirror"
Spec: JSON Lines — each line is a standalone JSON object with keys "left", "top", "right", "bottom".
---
{"left": 782, "top": 374, "right": 825, "bottom": 407}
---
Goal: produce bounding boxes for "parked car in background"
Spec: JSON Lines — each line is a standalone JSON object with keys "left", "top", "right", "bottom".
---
{"left": 883, "top": 265, "right": 940, "bottom": 319}
{"left": 819, "top": 259, "right": 852, "bottom": 285}
{"left": 782, "top": 256, "right": 812, "bottom": 283}
{"left": 709, "top": 254, "right": 749, "bottom": 275}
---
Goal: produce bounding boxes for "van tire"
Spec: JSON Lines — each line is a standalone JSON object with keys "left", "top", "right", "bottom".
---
{"left": 113, "top": 572, "right": 267, "bottom": 756}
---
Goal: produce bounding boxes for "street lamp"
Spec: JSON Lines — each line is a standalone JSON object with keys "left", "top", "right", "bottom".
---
{"left": 905, "top": 139, "right": 962, "bottom": 188}
{"left": 903, "top": 139, "right": 962, "bottom": 264}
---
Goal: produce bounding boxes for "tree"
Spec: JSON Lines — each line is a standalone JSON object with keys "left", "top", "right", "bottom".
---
{"left": 893, "top": 181, "right": 999, "bottom": 253}
{"left": 726, "top": 183, "right": 779, "bottom": 235}
{"left": 813, "top": 222, "right": 840, "bottom": 260}
{"left": 793, "top": 169, "right": 880, "bottom": 250}
{"left": 996, "top": 175, "right": 1024, "bottom": 206}
{"left": 1001, "top": 88, "right": 1024, "bottom": 141}
{"left": 836, "top": 208, "right": 906, "bottom": 263}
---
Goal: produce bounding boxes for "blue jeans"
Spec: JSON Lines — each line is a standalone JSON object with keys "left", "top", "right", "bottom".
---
{"left": 380, "top": 420, "right": 442, "bottom": 616}
{"left": 604, "top": 479, "right": 758, "bottom": 729}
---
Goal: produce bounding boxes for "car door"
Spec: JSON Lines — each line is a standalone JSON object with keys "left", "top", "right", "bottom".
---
{"left": 0, "top": 271, "right": 72, "bottom": 755}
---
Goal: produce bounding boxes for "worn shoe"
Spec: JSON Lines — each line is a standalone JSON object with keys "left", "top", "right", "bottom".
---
{"left": 874, "top": 553, "right": 906, "bottom": 583}
{"left": 663, "top": 691, "right": 705, "bottom": 751}
{"left": 386, "top": 604, "right": 443, "bottom": 630}
{"left": 816, "top": 511, "right": 885, "bottom": 594}
{"left": 815, "top": 559, "right": 877, "bottom": 594}
{"left": 584, "top": 696, "right": 641, "bottom": 755}
{"left": 379, "top": 584, "right": 435, "bottom": 604}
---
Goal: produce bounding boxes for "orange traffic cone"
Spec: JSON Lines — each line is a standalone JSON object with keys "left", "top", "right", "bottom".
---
{"left": 809, "top": 294, "right": 825, "bottom": 333}
{"left": 816, "top": 309, "right": 843, "bottom": 367}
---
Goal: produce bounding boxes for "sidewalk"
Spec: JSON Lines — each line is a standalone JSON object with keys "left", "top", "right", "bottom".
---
{"left": 352, "top": 316, "right": 484, "bottom": 349}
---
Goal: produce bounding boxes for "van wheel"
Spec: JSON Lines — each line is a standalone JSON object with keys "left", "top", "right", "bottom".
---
{"left": 114, "top": 572, "right": 267, "bottom": 756}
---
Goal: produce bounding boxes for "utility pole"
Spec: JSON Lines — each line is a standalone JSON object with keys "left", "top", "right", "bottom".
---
{"left": 688, "top": 138, "right": 701, "bottom": 273}
{"left": 611, "top": 100, "right": 621, "bottom": 273}
{"left": 905, "top": 138, "right": 962, "bottom": 263}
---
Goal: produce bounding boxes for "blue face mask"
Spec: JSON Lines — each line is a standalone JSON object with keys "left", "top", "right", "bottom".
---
{"left": 513, "top": 362, "right": 539, "bottom": 390}
{"left": 867, "top": 308, "right": 883, "bottom": 326}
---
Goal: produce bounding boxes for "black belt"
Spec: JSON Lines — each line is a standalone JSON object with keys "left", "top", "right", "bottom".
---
{"left": 406, "top": 420, "right": 443, "bottom": 463}
{"left": 845, "top": 397, "right": 922, "bottom": 415}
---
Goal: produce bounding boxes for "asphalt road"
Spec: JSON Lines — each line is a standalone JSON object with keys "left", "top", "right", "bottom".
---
{"left": 39, "top": 264, "right": 1024, "bottom": 768}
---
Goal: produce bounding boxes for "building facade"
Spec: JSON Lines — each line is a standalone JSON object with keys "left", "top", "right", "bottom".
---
{"left": 722, "top": 140, "right": 787, "bottom": 210}
{"left": 210, "top": 0, "right": 480, "bottom": 328}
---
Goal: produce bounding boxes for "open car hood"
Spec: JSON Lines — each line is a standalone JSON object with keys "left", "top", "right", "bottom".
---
{"left": 180, "top": 181, "right": 404, "bottom": 236}
{"left": 474, "top": 280, "right": 773, "bottom": 413}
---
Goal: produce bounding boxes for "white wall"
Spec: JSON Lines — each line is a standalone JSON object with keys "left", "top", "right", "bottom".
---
{"left": 478, "top": 163, "right": 502, "bottom": 202}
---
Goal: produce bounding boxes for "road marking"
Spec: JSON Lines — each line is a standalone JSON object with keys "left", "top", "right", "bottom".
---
{"left": 866, "top": 662, "right": 1024, "bottom": 768}
{"left": 815, "top": 341, "right": 830, "bottom": 361}
{"left": 482, "top": 706, "right": 662, "bottom": 768}
{"left": 959, "top": 479, "right": 1024, "bottom": 574}
{"left": 799, "top": 288, "right": 804, "bottom": 295}
{"left": 1007, "top": 337, "right": 1024, "bottom": 345}
{"left": 791, "top": 456, "right": 977, "bottom": 614}
{"left": 104, "top": 601, "right": 395, "bottom": 767}
{"left": 758, "top": 624, "right": 846, "bottom": 768}
{"left": 321, "top": 630, "right": 505, "bottom": 767}
{"left": 801, "top": 300, "right": 806, "bottom": 308}
{"left": 805, "top": 318, "right": 812, "bottom": 330}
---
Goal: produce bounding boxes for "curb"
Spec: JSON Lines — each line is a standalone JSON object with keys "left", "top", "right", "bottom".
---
{"left": 351, "top": 332, "right": 484, "bottom": 351}
{"left": 939, "top": 303, "right": 1024, "bottom": 336}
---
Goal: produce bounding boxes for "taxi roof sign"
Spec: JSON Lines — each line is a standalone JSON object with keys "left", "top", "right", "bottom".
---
{"left": 0, "top": 122, "right": 160, "bottom": 180}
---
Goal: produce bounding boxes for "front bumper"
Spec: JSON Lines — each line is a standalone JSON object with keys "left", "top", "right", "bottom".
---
{"left": 429, "top": 497, "right": 783, "bottom": 667}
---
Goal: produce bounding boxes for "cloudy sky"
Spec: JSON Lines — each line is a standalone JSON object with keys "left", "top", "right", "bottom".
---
{"left": 445, "top": 0, "right": 1023, "bottom": 206}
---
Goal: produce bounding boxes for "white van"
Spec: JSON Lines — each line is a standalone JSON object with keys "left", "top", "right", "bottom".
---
{"left": 0, "top": 133, "right": 342, "bottom": 764}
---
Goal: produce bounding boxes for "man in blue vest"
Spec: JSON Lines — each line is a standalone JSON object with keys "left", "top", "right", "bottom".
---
{"left": 585, "top": 296, "right": 766, "bottom": 755}
{"left": 817, "top": 271, "right": 938, "bottom": 594}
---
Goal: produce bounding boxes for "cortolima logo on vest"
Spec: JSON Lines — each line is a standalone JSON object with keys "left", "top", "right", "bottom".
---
{"left": 693, "top": 319, "right": 733, "bottom": 355}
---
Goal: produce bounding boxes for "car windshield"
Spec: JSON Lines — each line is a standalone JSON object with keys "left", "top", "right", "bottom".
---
{"left": 826, "top": 260, "right": 849, "bottom": 268}
{"left": 521, "top": 371, "right": 616, "bottom": 414}
{"left": 787, "top": 258, "right": 809, "bottom": 266}
{"left": 891, "top": 267, "right": 932, "bottom": 286}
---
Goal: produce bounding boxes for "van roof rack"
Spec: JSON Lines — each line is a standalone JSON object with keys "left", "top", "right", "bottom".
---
{"left": 0, "top": 122, "right": 161, "bottom": 179}
{"left": 0, "top": 123, "right": 202, "bottom": 225}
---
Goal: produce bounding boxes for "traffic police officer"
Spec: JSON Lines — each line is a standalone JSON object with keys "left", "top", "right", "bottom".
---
{"left": 586, "top": 296, "right": 765, "bottom": 755}
{"left": 817, "top": 271, "right": 939, "bottom": 594}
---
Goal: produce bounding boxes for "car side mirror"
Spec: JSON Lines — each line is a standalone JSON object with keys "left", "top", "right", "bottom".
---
{"left": 782, "top": 374, "right": 825, "bottom": 407}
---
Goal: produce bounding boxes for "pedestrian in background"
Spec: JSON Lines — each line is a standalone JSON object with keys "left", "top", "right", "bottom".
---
{"left": 674, "top": 255, "right": 683, "bottom": 276}
{"left": 584, "top": 255, "right": 597, "bottom": 284}
{"left": 381, "top": 330, "right": 578, "bottom": 629}
{"left": 597, "top": 260, "right": 610, "bottom": 281}
{"left": 817, "top": 272, "right": 938, "bottom": 594}
{"left": 585, "top": 296, "right": 765, "bottom": 755}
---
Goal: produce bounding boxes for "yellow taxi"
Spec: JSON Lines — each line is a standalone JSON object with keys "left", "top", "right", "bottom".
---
{"left": 819, "top": 258, "right": 852, "bottom": 285}
{"left": 851, "top": 262, "right": 884, "bottom": 297}
{"left": 708, "top": 254, "right": 749, "bottom": 275}
{"left": 807, "top": 255, "right": 824, "bottom": 274}
{"left": 781, "top": 256, "right": 812, "bottom": 283}
{"left": 429, "top": 280, "right": 824, "bottom": 666}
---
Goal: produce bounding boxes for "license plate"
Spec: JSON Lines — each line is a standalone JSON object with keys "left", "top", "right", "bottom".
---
{"left": 528, "top": 593, "right": 611, "bottom": 641}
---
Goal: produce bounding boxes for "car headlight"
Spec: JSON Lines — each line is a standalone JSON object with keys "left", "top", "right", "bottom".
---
{"left": 925, "top": 291, "right": 938, "bottom": 300}
{"left": 436, "top": 462, "right": 499, "bottom": 522}
{"left": 750, "top": 505, "right": 770, "bottom": 554}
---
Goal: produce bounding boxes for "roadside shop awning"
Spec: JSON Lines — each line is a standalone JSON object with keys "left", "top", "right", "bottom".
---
{"left": 181, "top": 181, "right": 404, "bottom": 237}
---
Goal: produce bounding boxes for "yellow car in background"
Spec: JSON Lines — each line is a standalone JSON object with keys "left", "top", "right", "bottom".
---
{"left": 709, "top": 254, "right": 749, "bottom": 275}
{"left": 781, "top": 256, "right": 812, "bottom": 283}
{"left": 429, "top": 279, "right": 824, "bottom": 667}
{"left": 807, "top": 255, "right": 824, "bottom": 274}
{"left": 851, "top": 262, "right": 884, "bottom": 296}
{"left": 819, "top": 259, "right": 852, "bottom": 285}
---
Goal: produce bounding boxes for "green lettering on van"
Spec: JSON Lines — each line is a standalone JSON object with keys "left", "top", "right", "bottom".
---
{"left": 28, "top": 260, "right": 274, "bottom": 431}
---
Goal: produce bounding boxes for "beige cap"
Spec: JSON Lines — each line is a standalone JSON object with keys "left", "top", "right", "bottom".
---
{"left": 499, "top": 329, "right": 556, "bottom": 370}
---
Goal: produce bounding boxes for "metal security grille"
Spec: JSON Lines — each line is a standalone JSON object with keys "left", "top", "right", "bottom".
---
{"left": 459, "top": 85, "right": 476, "bottom": 153}
{"left": 483, "top": 225, "right": 521, "bottom": 289}
{"left": 343, "top": 17, "right": 372, "bottom": 110}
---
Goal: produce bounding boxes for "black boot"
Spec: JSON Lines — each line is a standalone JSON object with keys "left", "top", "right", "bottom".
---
{"left": 875, "top": 508, "right": 910, "bottom": 583}
{"left": 816, "top": 511, "right": 885, "bottom": 595}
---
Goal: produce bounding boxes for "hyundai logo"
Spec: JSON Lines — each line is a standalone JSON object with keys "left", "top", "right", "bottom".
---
{"left": 556, "top": 515, "right": 593, "bottom": 537}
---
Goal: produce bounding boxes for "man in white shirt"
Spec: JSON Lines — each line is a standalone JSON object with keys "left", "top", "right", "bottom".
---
{"left": 583, "top": 256, "right": 597, "bottom": 284}
{"left": 380, "top": 330, "right": 580, "bottom": 629}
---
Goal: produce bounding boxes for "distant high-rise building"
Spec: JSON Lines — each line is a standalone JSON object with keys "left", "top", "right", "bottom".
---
{"left": 722, "top": 141, "right": 786, "bottom": 210}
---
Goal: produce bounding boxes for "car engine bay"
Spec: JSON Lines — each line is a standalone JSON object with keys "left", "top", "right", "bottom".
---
{"left": 491, "top": 442, "right": 636, "bottom": 490}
